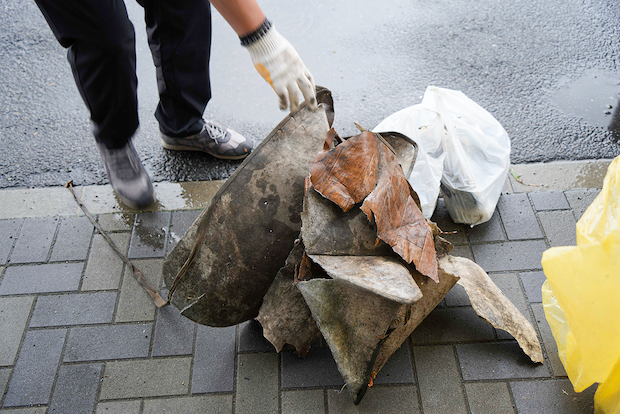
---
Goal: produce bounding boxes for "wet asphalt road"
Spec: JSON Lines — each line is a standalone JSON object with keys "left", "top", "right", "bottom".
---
{"left": 1, "top": 0, "right": 619, "bottom": 189}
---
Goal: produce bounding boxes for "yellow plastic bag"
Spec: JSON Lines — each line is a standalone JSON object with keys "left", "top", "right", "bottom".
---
{"left": 542, "top": 155, "right": 620, "bottom": 414}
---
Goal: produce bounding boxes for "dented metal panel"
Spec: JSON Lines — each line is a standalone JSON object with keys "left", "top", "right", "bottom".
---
{"left": 163, "top": 88, "right": 334, "bottom": 327}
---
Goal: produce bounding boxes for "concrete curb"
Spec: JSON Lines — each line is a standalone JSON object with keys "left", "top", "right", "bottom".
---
{"left": 0, "top": 159, "right": 612, "bottom": 219}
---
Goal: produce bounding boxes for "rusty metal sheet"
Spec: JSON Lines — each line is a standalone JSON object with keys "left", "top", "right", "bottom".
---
{"left": 163, "top": 88, "right": 334, "bottom": 326}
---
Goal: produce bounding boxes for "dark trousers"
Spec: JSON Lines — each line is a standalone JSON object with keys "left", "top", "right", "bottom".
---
{"left": 35, "top": 0, "right": 212, "bottom": 149}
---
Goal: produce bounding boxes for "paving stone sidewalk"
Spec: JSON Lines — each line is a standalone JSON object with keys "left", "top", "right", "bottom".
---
{"left": 0, "top": 186, "right": 603, "bottom": 414}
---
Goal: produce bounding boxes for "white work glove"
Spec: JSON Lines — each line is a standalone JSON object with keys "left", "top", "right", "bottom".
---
{"left": 244, "top": 24, "right": 317, "bottom": 113}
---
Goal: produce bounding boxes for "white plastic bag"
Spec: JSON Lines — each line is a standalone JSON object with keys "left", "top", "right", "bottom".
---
{"left": 373, "top": 104, "right": 446, "bottom": 218}
{"left": 373, "top": 86, "right": 510, "bottom": 225}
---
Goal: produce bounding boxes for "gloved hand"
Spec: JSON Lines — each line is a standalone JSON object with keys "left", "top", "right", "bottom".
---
{"left": 244, "top": 23, "right": 317, "bottom": 113}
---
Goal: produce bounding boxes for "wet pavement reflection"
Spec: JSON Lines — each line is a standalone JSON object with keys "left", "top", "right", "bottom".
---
{"left": 550, "top": 69, "right": 620, "bottom": 128}
{"left": 610, "top": 99, "right": 620, "bottom": 141}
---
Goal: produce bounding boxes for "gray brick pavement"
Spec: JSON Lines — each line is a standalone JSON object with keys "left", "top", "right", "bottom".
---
{"left": 465, "top": 382, "right": 515, "bottom": 414}
{"left": 538, "top": 210, "right": 578, "bottom": 247}
{"left": 510, "top": 380, "right": 596, "bottom": 413}
{"left": 497, "top": 194, "right": 544, "bottom": 240}
{"left": 373, "top": 342, "right": 414, "bottom": 385}
{"left": 82, "top": 233, "right": 130, "bottom": 291}
{"left": 236, "top": 353, "right": 279, "bottom": 414}
{"left": 0, "top": 188, "right": 602, "bottom": 413}
{"left": 328, "top": 386, "right": 421, "bottom": 413}
{"left": 0, "top": 219, "right": 22, "bottom": 266}
{"left": 4, "top": 329, "right": 67, "bottom": 407}
{"left": 414, "top": 345, "right": 467, "bottom": 414}
{"left": 99, "top": 357, "right": 192, "bottom": 400}
{"left": 115, "top": 259, "right": 163, "bottom": 323}
{"left": 0, "top": 297, "right": 33, "bottom": 366}
{"left": 48, "top": 363, "right": 102, "bottom": 413}
{"left": 152, "top": 306, "right": 196, "bottom": 357}
{"left": 192, "top": 325, "right": 236, "bottom": 394}
{"left": 142, "top": 395, "right": 233, "bottom": 414}
{"left": 529, "top": 191, "right": 570, "bottom": 211}
{"left": 281, "top": 348, "right": 343, "bottom": 389}
{"left": 0, "top": 263, "right": 83, "bottom": 295}
{"left": 282, "top": 389, "right": 325, "bottom": 414}
{"left": 29, "top": 292, "right": 117, "bottom": 327}
{"left": 50, "top": 216, "right": 94, "bottom": 262}
{"left": 95, "top": 400, "right": 141, "bottom": 413}
{"left": 519, "top": 271, "right": 546, "bottom": 303}
{"left": 63, "top": 323, "right": 152, "bottom": 362}
{"left": 564, "top": 189, "right": 601, "bottom": 220}
{"left": 472, "top": 240, "right": 547, "bottom": 272}
{"left": 466, "top": 210, "right": 506, "bottom": 243}
{"left": 457, "top": 342, "right": 550, "bottom": 380}
{"left": 128, "top": 212, "right": 171, "bottom": 259}
{"left": 8, "top": 217, "right": 58, "bottom": 264}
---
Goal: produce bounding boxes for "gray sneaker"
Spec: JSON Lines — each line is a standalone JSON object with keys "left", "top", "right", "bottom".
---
{"left": 96, "top": 141, "right": 155, "bottom": 209}
{"left": 160, "top": 121, "right": 253, "bottom": 160}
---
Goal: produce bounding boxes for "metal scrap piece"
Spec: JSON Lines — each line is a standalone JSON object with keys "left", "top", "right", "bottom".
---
{"left": 438, "top": 254, "right": 544, "bottom": 363}
{"left": 256, "top": 241, "right": 320, "bottom": 355}
{"left": 371, "top": 266, "right": 458, "bottom": 375}
{"left": 297, "top": 131, "right": 437, "bottom": 403}
{"left": 307, "top": 254, "right": 423, "bottom": 305}
{"left": 163, "top": 88, "right": 334, "bottom": 326}
{"left": 297, "top": 277, "right": 403, "bottom": 404}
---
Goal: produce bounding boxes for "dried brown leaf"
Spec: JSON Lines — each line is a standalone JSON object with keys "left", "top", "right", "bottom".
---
{"left": 360, "top": 152, "right": 438, "bottom": 282}
{"left": 309, "top": 130, "right": 438, "bottom": 281}
{"left": 310, "top": 129, "right": 380, "bottom": 212}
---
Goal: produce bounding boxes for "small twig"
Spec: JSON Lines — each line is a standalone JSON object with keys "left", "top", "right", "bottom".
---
{"left": 65, "top": 181, "right": 167, "bottom": 308}
{"left": 509, "top": 168, "right": 539, "bottom": 187}
{"left": 354, "top": 122, "right": 367, "bottom": 132}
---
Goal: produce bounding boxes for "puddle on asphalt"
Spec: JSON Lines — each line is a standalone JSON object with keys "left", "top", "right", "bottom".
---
{"left": 551, "top": 69, "right": 620, "bottom": 136}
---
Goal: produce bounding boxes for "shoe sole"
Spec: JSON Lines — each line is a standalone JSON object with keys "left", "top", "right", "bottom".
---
{"left": 115, "top": 189, "right": 157, "bottom": 210}
{"left": 161, "top": 140, "right": 251, "bottom": 160}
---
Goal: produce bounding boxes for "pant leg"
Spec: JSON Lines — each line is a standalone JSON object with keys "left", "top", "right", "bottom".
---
{"left": 139, "top": 0, "right": 212, "bottom": 137}
{"left": 35, "top": 0, "right": 138, "bottom": 149}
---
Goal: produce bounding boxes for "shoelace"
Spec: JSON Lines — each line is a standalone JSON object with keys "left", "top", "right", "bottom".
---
{"left": 205, "top": 122, "right": 227, "bottom": 144}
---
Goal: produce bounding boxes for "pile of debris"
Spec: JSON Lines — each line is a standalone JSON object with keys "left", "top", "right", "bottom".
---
{"left": 163, "top": 88, "right": 542, "bottom": 404}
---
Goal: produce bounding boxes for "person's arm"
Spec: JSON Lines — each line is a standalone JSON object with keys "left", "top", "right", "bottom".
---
{"left": 209, "top": 0, "right": 265, "bottom": 36}
{"left": 209, "top": 0, "right": 317, "bottom": 112}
